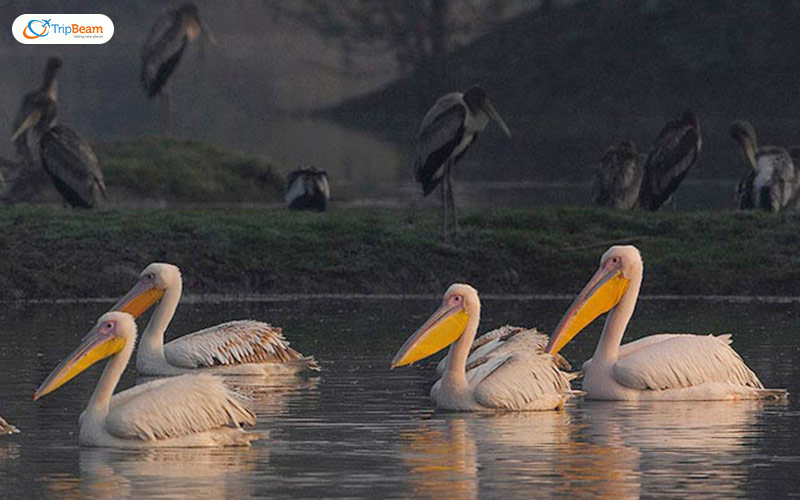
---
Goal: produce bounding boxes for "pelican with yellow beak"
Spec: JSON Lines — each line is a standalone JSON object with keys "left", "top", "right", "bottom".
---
{"left": 392, "top": 284, "right": 573, "bottom": 411}
{"left": 112, "top": 263, "right": 318, "bottom": 376}
{"left": 545, "top": 246, "right": 788, "bottom": 400}
{"left": 34, "top": 312, "right": 257, "bottom": 448}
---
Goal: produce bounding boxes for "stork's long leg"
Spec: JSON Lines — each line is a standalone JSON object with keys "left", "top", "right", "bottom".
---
{"left": 441, "top": 165, "right": 449, "bottom": 240}
{"left": 159, "top": 87, "right": 171, "bottom": 134}
{"left": 447, "top": 165, "right": 458, "bottom": 235}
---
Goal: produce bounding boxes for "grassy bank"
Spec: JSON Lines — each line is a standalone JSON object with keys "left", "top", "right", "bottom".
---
{"left": 1, "top": 206, "right": 799, "bottom": 301}
{"left": 8, "top": 138, "right": 285, "bottom": 204}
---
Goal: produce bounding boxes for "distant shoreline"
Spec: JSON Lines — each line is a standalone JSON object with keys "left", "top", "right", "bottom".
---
{"left": 1, "top": 206, "right": 797, "bottom": 300}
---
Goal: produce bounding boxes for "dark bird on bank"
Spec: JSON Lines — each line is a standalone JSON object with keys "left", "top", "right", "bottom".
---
{"left": 141, "top": 3, "right": 216, "bottom": 131}
{"left": 638, "top": 110, "right": 702, "bottom": 211}
{"left": 729, "top": 120, "right": 797, "bottom": 212}
{"left": 414, "top": 86, "right": 511, "bottom": 240}
{"left": 11, "top": 57, "right": 62, "bottom": 167}
{"left": 592, "top": 140, "right": 645, "bottom": 210}
{"left": 286, "top": 166, "right": 330, "bottom": 212}
{"left": 9, "top": 94, "right": 105, "bottom": 209}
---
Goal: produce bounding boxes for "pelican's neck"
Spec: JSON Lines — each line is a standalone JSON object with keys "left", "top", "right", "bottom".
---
{"left": 140, "top": 279, "right": 182, "bottom": 358}
{"left": 593, "top": 269, "right": 642, "bottom": 364}
{"left": 443, "top": 305, "right": 481, "bottom": 387}
{"left": 86, "top": 338, "right": 135, "bottom": 413}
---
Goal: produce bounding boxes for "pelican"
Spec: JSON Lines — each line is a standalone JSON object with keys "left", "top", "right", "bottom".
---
{"left": 286, "top": 166, "right": 330, "bottom": 211}
{"left": 12, "top": 57, "right": 61, "bottom": 166}
{"left": 112, "top": 263, "right": 318, "bottom": 376}
{"left": 544, "top": 245, "right": 788, "bottom": 400}
{"left": 592, "top": 140, "right": 645, "bottom": 210}
{"left": 0, "top": 416, "right": 18, "bottom": 435}
{"left": 10, "top": 94, "right": 106, "bottom": 208}
{"left": 414, "top": 86, "right": 511, "bottom": 239}
{"left": 638, "top": 110, "right": 702, "bottom": 211}
{"left": 34, "top": 312, "right": 257, "bottom": 448}
{"left": 730, "top": 120, "right": 796, "bottom": 212}
{"left": 141, "top": 3, "right": 216, "bottom": 131}
{"left": 434, "top": 324, "right": 571, "bottom": 376}
{"left": 391, "top": 284, "right": 573, "bottom": 411}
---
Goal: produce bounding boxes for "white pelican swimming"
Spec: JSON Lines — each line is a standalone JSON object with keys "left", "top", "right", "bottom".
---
{"left": 392, "top": 284, "right": 573, "bottom": 411}
{"left": 34, "top": 312, "right": 257, "bottom": 448}
{"left": 544, "top": 245, "right": 788, "bottom": 400}
{"left": 112, "top": 263, "right": 318, "bottom": 376}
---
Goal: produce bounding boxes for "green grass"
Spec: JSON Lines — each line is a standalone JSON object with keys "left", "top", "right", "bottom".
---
{"left": 94, "top": 137, "right": 284, "bottom": 202}
{"left": 1, "top": 206, "right": 799, "bottom": 300}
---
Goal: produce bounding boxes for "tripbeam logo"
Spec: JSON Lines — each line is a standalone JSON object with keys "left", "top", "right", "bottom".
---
{"left": 13, "top": 14, "right": 114, "bottom": 44}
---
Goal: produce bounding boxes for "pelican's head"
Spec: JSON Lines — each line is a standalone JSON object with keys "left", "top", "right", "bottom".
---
{"left": 463, "top": 86, "right": 511, "bottom": 138}
{"left": 730, "top": 120, "right": 758, "bottom": 168}
{"left": 34, "top": 312, "right": 136, "bottom": 401}
{"left": 111, "top": 263, "right": 181, "bottom": 318}
{"left": 391, "top": 284, "right": 480, "bottom": 369}
{"left": 545, "top": 246, "right": 642, "bottom": 355}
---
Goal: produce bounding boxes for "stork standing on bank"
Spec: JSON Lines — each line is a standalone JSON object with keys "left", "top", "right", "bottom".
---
{"left": 414, "top": 86, "right": 511, "bottom": 240}
{"left": 141, "top": 3, "right": 216, "bottom": 133}
{"left": 12, "top": 57, "right": 61, "bottom": 167}
{"left": 592, "top": 140, "right": 645, "bottom": 210}
{"left": 729, "top": 120, "right": 797, "bottom": 212}
{"left": 638, "top": 110, "right": 702, "bottom": 211}
{"left": 10, "top": 93, "right": 105, "bottom": 208}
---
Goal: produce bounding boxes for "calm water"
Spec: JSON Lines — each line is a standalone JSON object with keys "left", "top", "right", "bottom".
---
{"left": 0, "top": 298, "right": 798, "bottom": 499}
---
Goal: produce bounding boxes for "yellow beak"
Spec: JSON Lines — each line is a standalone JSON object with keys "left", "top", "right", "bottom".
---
{"left": 111, "top": 281, "right": 165, "bottom": 318}
{"left": 391, "top": 303, "right": 469, "bottom": 368}
{"left": 34, "top": 326, "right": 126, "bottom": 400}
{"left": 545, "top": 264, "right": 630, "bottom": 355}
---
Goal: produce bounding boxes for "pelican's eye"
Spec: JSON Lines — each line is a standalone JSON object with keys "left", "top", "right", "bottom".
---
{"left": 100, "top": 321, "right": 115, "bottom": 333}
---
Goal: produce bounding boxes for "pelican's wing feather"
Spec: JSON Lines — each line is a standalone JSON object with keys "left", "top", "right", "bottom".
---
{"left": 164, "top": 320, "right": 309, "bottom": 368}
{"left": 414, "top": 93, "right": 467, "bottom": 195}
{"left": 471, "top": 351, "right": 572, "bottom": 410}
{"left": 437, "top": 325, "right": 552, "bottom": 376}
{"left": 612, "top": 334, "right": 763, "bottom": 391}
{"left": 106, "top": 374, "right": 255, "bottom": 441}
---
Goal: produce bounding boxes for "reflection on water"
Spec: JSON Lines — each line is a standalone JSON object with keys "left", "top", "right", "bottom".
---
{"left": 401, "top": 419, "right": 478, "bottom": 500}
{"left": 0, "top": 298, "right": 797, "bottom": 498}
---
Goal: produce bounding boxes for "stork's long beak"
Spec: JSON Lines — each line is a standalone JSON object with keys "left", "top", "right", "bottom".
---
{"left": 742, "top": 136, "right": 757, "bottom": 171}
{"left": 545, "top": 262, "right": 630, "bottom": 355}
{"left": 391, "top": 303, "right": 469, "bottom": 368}
{"left": 199, "top": 18, "right": 218, "bottom": 45}
{"left": 483, "top": 99, "right": 511, "bottom": 138}
{"left": 110, "top": 281, "right": 165, "bottom": 318}
{"left": 34, "top": 325, "right": 126, "bottom": 400}
{"left": 10, "top": 110, "right": 42, "bottom": 142}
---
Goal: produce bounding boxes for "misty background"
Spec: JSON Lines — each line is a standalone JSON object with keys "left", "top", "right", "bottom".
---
{"left": 2, "top": 0, "right": 800, "bottom": 208}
